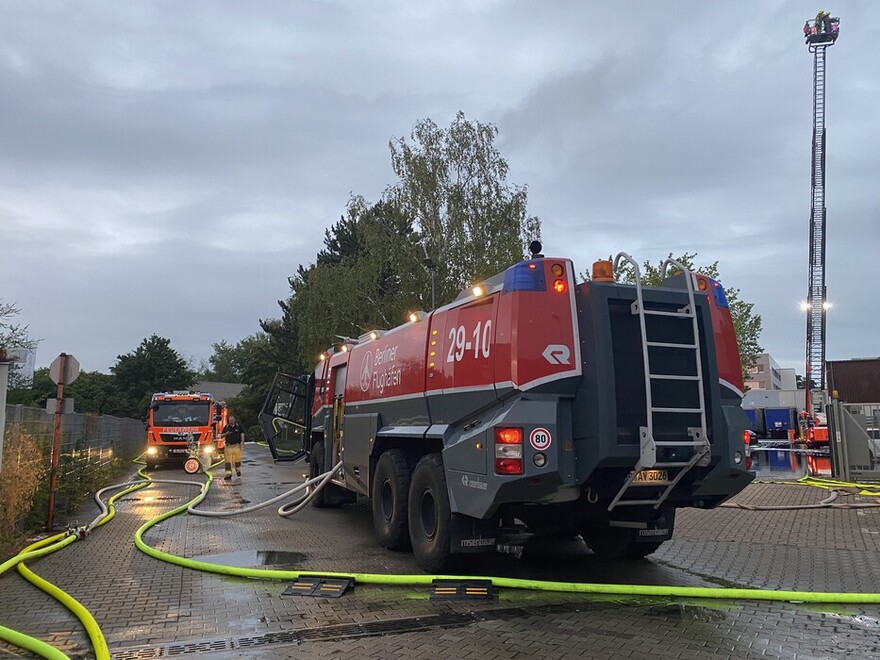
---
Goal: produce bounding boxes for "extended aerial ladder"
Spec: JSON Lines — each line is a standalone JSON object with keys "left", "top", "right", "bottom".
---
{"left": 803, "top": 13, "right": 840, "bottom": 417}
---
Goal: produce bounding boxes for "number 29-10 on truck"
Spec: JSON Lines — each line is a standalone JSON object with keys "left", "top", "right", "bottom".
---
{"left": 260, "top": 248, "right": 753, "bottom": 572}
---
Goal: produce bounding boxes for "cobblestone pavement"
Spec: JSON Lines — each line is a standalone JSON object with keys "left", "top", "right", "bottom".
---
{"left": 1, "top": 444, "right": 879, "bottom": 659}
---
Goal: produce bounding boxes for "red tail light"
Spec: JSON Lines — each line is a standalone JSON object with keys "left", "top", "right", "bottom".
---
{"left": 494, "top": 427, "right": 523, "bottom": 475}
{"left": 553, "top": 279, "right": 567, "bottom": 293}
{"left": 742, "top": 430, "right": 751, "bottom": 446}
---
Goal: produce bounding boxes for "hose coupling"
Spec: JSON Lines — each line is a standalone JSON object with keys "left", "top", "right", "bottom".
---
{"left": 67, "top": 526, "right": 89, "bottom": 539}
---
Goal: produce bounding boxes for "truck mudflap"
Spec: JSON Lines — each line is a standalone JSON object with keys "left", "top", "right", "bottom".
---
{"left": 609, "top": 511, "right": 675, "bottom": 543}
{"left": 450, "top": 513, "right": 498, "bottom": 554}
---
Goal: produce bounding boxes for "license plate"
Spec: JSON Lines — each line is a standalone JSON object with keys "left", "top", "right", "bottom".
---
{"left": 170, "top": 448, "right": 188, "bottom": 454}
{"left": 632, "top": 469, "right": 668, "bottom": 483}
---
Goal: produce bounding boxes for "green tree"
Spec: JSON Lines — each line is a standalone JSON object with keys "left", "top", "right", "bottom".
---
{"left": 199, "top": 340, "right": 241, "bottom": 382}
{"left": 615, "top": 252, "right": 762, "bottom": 382}
{"left": 265, "top": 113, "right": 542, "bottom": 378}
{"left": 111, "top": 335, "right": 195, "bottom": 417}
{"left": 0, "top": 301, "right": 34, "bottom": 352}
{"left": 387, "top": 111, "right": 541, "bottom": 304}
{"left": 281, "top": 197, "right": 425, "bottom": 368}
{"left": 0, "top": 300, "right": 38, "bottom": 387}
{"left": 68, "top": 371, "right": 132, "bottom": 416}
{"left": 8, "top": 368, "right": 135, "bottom": 416}
{"left": 199, "top": 332, "right": 291, "bottom": 437}
{"left": 6, "top": 367, "right": 54, "bottom": 408}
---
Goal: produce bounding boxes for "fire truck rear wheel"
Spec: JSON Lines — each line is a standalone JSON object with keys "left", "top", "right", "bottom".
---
{"left": 371, "top": 450, "right": 413, "bottom": 551}
{"left": 408, "top": 453, "right": 452, "bottom": 573}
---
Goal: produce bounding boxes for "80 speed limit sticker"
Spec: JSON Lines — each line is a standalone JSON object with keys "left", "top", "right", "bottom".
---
{"left": 529, "top": 427, "right": 552, "bottom": 451}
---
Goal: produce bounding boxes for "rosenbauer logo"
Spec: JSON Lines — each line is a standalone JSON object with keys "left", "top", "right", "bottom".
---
{"left": 360, "top": 351, "right": 373, "bottom": 392}
{"left": 542, "top": 344, "right": 571, "bottom": 365}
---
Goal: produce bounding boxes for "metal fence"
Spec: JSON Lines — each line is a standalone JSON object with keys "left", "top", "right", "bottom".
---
{"left": 3, "top": 404, "right": 145, "bottom": 475}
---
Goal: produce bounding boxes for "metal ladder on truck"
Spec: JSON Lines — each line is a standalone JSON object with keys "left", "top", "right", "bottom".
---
{"left": 607, "top": 254, "right": 711, "bottom": 512}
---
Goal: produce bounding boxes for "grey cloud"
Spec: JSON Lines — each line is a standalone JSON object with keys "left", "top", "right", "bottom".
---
{"left": 2, "top": 1, "right": 878, "bottom": 374}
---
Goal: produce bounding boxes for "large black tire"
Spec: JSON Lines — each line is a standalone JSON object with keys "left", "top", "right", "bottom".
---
{"left": 408, "top": 453, "right": 453, "bottom": 573}
{"left": 371, "top": 450, "right": 413, "bottom": 550}
{"left": 309, "top": 440, "right": 337, "bottom": 508}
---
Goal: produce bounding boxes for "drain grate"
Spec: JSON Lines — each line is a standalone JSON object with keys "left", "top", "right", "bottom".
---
{"left": 111, "top": 603, "right": 607, "bottom": 657}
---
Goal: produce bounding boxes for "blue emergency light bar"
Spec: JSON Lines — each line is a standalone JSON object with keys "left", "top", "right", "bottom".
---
{"left": 710, "top": 279, "right": 729, "bottom": 309}
{"left": 503, "top": 260, "right": 547, "bottom": 293}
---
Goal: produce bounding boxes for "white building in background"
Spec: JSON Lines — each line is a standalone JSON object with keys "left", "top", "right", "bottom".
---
{"left": 6, "top": 348, "right": 36, "bottom": 388}
{"left": 744, "top": 353, "right": 796, "bottom": 391}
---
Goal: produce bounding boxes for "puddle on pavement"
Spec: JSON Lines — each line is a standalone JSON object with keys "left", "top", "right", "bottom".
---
{"left": 749, "top": 445, "right": 831, "bottom": 480}
{"left": 190, "top": 550, "right": 306, "bottom": 568}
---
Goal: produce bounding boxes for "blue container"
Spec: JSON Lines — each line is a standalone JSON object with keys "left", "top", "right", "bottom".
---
{"left": 764, "top": 407, "right": 796, "bottom": 439}
{"left": 743, "top": 408, "right": 767, "bottom": 436}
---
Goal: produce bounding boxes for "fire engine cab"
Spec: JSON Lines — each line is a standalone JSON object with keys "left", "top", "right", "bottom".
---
{"left": 144, "top": 391, "right": 226, "bottom": 469}
{"left": 261, "top": 247, "right": 753, "bottom": 571}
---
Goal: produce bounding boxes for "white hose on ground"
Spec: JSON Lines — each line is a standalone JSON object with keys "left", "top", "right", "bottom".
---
{"left": 87, "top": 479, "right": 208, "bottom": 531}
{"left": 277, "top": 463, "right": 341, "bottom": 517}
{"left": 186, "top": 461, "right": 344, "bottom": 518}
{"left": 721, "top": 488, "right": 880, "bottom": 511}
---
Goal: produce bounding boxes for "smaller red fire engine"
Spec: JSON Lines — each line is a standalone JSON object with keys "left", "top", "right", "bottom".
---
{"left": 144, "top": 391, "right": 227, "bottom": 470}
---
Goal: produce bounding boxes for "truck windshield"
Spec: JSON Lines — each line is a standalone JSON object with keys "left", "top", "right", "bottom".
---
{"left": 152, "top": 402, "right": 211, "bottom": 426}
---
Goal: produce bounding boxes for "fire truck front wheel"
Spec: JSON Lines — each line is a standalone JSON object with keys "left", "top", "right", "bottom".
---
{"left": 309, "top": 440, "right": 343, "bottom": 508}
{"left": 408, "top": 453, "right": 452, "bottom": 573}
{"left": 371, "top": 450, "right": 413, "bottom": 551}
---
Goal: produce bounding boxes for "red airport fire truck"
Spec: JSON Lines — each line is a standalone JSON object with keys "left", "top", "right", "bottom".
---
{"left": 144, "top": 391, "right": 228, "bottom": 470}
{"left": 261, "top": 247, "right": 753, "bottom": 571}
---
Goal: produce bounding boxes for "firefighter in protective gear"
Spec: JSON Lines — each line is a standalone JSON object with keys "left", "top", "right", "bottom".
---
{"left": 219, "top": 416, "right": 245, "bottom": 480}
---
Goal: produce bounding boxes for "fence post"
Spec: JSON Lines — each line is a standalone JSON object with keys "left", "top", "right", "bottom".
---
{"left": 0, "top": 360, "right": 9, "bottom": 474}
{"left": 46, "top": 355, "right": 67, "bottom": 531}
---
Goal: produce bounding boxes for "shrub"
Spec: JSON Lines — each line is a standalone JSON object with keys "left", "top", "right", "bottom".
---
{"left": 0, "top": 428, "right": 45, "bottom": 557}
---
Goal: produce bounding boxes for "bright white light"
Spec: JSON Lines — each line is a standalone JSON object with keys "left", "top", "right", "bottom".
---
{"left": 823, "top": 301, "right": 832, "bottom": 310}
{"left": 799, "top": 301, "right": 810, "bottom": 311}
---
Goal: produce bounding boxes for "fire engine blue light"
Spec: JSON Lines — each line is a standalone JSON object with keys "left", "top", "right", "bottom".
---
{"left": 503, "top": 261, "right": 546, "bottom": 293}
{"left": 710, "top": 279, "right": 729, "bottom": 309}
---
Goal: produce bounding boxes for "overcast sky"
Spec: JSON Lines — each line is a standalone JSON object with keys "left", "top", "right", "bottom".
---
{"left": 2, "top": 1, "right": 878, "bottom": 376}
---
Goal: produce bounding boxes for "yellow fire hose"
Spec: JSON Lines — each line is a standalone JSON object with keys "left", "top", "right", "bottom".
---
{"left": 0, "top": 476, "right": 149, "bottom": 660}
{"left": 4, "top": 458, "right": 880, "bottom": 660}
{"left": 0, "top": 460, "right": 206, "bottom": 660}
{"left": 134, "top": 463, "right": 880, "bottom": 605}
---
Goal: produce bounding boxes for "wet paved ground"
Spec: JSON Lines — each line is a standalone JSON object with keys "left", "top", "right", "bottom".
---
{"left": 1, "top": 444, "right": 879, "bottom": 659}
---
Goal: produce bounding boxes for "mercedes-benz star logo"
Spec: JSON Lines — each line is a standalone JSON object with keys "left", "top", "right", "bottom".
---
{"left": 360, "top": 351, "right": 373, "bottom": 392}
